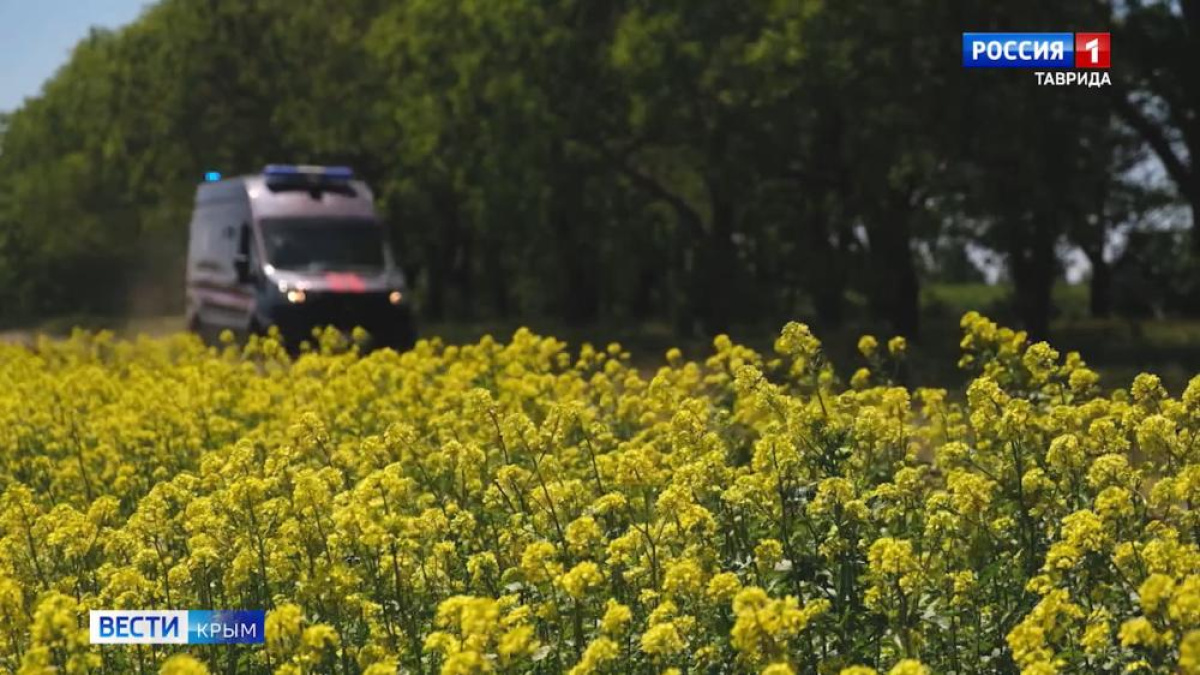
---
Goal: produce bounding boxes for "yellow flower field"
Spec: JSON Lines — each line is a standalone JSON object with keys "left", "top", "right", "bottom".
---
{"left": 1, "top": 313, "right": 1197, "bottom": 674}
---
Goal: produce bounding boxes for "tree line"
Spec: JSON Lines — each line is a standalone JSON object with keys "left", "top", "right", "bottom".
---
{"left": 0, "top": 0, "right": 1196, "bottom": 339}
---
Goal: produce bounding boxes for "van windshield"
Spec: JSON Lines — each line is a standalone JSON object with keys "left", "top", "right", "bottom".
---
{"left": 260, "top": 217, "right": 385, "bottom": 272}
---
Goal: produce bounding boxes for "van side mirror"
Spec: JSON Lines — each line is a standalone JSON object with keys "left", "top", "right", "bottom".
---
{"left": 234, "top": 255, "right": 252, "bottom": 283}
{"left": 234, "top": 223, "right": 253, "bottom": 283}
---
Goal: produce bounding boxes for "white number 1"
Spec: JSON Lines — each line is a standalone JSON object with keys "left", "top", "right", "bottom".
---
{"left": 1085, "top": 38, "right": 1100, "bottom": 64}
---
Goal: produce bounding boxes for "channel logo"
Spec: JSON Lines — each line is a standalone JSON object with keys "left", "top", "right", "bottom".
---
{"left": 1074, "top": 32, "right": 1111, "bottom": 68}
{"left": 90, "top": 610, "right": 265, "bottom": 645}
{"left": 962, "top": 32, "right": 1110, "bottom": 69}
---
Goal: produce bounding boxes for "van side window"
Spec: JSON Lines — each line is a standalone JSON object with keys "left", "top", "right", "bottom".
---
{"left": 191, "top": 214, "right": 226, "bottom": 271}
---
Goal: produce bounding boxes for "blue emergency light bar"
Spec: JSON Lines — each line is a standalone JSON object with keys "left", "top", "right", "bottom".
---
{"left": 263, "top": 164, "right": 354, "bottom": 180}
{"left": 204, "top": 171, "right": 222, "bottom": 182}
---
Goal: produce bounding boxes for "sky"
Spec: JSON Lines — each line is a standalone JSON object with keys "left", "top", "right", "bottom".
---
{"left": 0, "top": 0, "right": 149, "bottom": 112}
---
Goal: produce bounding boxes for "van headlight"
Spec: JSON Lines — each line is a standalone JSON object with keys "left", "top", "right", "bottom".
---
{"left": 276, "top": 281, "right": 308, "bottom": 304}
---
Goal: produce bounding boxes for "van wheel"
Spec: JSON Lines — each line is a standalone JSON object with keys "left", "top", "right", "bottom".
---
{"left": 246, "top": 318, "right": 265, "bottom": 340}
{"left": 188, "top": 315, "right": 213, "bottom": 346}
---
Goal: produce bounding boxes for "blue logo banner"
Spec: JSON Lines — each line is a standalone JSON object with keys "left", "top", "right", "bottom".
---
{"left": 90, "top": 610, "right": 265, "bottom": 644}
{"left": 187, "top": 610, "right": 265, "bottom": 644}
{"left": 962, "top": 33, "right": 1074, "bottom": 68}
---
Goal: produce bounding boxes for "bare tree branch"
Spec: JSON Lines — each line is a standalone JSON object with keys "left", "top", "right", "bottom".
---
{"left": 1111, "top": 91, "right": 1194, "bottom": 197}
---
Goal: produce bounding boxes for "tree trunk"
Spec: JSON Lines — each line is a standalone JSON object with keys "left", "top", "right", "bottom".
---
{"left": 813, "top": 287, "right": 845, "bottom": 328}
{"left": 1087, "top": 251, "right": 1112, "bottom": 318}
{"left": 455, "top": 229, "right": 476, "bottom": 320}
{"left": 482, "top": 236, "right": 508, "bottom": 319}
{"left": 562, "top": 258, "right": 600, "bottom": 325}
{"left": 804, "top": 105, "right": 851, "bottom": 330}
{"left": 803, "top": 197, "right": 847, "bottom": 330}
{"left": 430, "top": 184, "right": 473, "bottom": 321}
{"left": 1014, "top": 268, "right": 1054, "bottom": 341}
{"left": 695, "top": 182, "right": 737, "bottom": 335}
{"left": 1190, "top": 192, "right": 1200, "bottom": 257}
{"left": 423, "top": 261, "right": 445, "bottom": 321}
{"left": 631, "top": 263, "right": 659, "bottom": 321}
{"left": 1009, "top": 219, "right": 1057, "bottom": 341}
{"left": 551, "top": 155, "right": 599, "bottom": 326}
{"left": 866, "top": 205, "right": 921, "bottom": 339}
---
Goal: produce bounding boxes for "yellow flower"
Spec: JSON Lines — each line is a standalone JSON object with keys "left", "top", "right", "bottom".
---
{"left": 858, "top": 335, "right": 879, "bottom": 358}
{"left": 568, "top": 637, "right": 619, "bottom": 675}
{"left": 520, "top": 541, "right": 562, "bottom": 585}
{"left": 1007, "top": 589, "right": 1084, "bottom": 667}
{"left": 640, "top": 622, "right": 686, "bottom": 657}
{"left": 1118, "top": 617, "right": 1162, "bottom": 649}
{"left": 867, "top": 537, "right": 918, "bottom": 577}
{"left": 439, "top": 650, "right": 491, "bottom": 675}
{"left": 947, "top": 469, "right": 996, "bottom": 518}
{"left": 558, "top": 561, "right": 604, "bottom": 599}
{"left": 887, "top": 336, "right": 907, "bottom": 357}
{"left": 0, "top": 313, "right": 1194, "bottom": 675}
{"left": 1169, "top": 575, "right": 1200, "bottom": 626}
{"left": 21, "top": 592, "right": 100, "bottom": 674}
{"left": 1068, "top": 367, "right": 1100, "bottom": 395}
{"left": 1080, "top": 620, "right": 1109, "bottom": 655}
{"left": 755, "top": 539, "right": 785, "bottom": 569}
{"left": 730, "top": 587, "right": 828, "bottom": 667}
{"left": 1138, "top": 574, "right": 1175, "bottom": 615}
{"left": 565, "top": 515, "right": 604, "bottom": 554}
{"left": 1045, "top": 510, "right": 1108, "bottom": 571}
{"left": 663, "top": 557, "right": 705, "bottom": 598}
{"left": 851, "top": 368, "right": 872, "bottom": 390}
{"left": 599, "top": 599, "right": 633, "bottom": 636}
{"left": 1022, "top": 342, "right": 1059, "bottom": 383}
{"left": 1095, "top": 486, "right": 1134, "bottom": 523}
{"left": 159, "top": 654, "right": 211, "bottom": 675}
{"left": 707, "top": 572, "right": 743, "bottom": 602}
{"left": 1131, "top": 373, "right": 1166, "bottom": 405}
{"left": 497, "top": 624, "right": 537, "bottom": 662}
{"left": 648, "top": 599, "right": 678, "bottom": 626}
{"left": 888, "top": 660, "right": 930, "bottom": 675}
{"left": 1179, "top": 630, "right": 1200, "bottom": 674}
{"left": 775, "top": 322, "right": 821, "bottom": 359}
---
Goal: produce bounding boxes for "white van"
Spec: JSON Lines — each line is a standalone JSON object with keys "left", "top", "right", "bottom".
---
{"left": 185, "top": 165, "right": 416, "bottom": 348}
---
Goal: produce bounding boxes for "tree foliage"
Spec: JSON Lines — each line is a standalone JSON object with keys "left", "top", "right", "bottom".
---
{"left": 0, "top": 0, "right": 1195, "bottom": 334}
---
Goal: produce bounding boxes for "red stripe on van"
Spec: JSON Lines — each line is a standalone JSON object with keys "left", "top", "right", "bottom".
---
{"left": 324, "top": 272, "right": 366, "bottom": 292}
